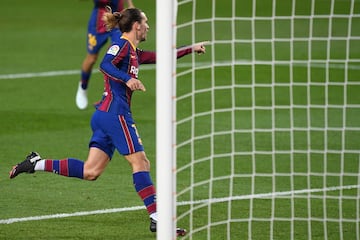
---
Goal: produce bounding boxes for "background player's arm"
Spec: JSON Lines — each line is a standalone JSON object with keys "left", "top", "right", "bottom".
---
{"left": 125, "top": 0, "right": 135, "bottom": 8}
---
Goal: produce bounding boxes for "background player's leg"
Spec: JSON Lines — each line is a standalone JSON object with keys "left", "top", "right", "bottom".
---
{"left": 76, "top": 53, "right": 98, "bottom": 110}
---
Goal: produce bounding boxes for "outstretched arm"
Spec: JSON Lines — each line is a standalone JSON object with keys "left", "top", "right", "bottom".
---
{"left": 178, "top": 41, "right": 208, "bottom": 56}
{"left": 137, "top": 41, "right": 209, "bottom": 64}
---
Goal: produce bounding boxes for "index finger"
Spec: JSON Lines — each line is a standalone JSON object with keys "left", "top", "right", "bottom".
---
{"left": 197, "top": 41, "right": 211, "bottom": 46}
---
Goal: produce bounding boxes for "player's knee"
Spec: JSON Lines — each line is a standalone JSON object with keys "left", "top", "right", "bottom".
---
{"left": 83, "top": 170, "right": 101, "bottom": 181}
{"left": 138, "top": 156, "right": 150, "bottom": 168}
{"left": 144, "top": 158, "right": 150, "bottom": 168}
{"left": 89, "top": 57, "right": 97, "bottom": 65}
{"left": 131, "top": 157, "right": 150, "bottom": 172}
{"left": 85, "top": 54, "right": 98, "bottom": 66}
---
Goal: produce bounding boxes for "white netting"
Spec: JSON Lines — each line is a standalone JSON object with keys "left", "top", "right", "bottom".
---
{"left": 173, "top": 0, "right": 360, "bottom": 239}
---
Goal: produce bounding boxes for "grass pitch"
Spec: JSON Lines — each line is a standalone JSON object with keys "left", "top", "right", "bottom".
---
{"left": 0, "top": 0, "right": 359, "bottom": 239}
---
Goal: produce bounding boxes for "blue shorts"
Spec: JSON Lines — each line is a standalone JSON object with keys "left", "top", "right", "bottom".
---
{"left": 89, "top": 110, "right": 144, "bottom": 158}
{"left": 86, "top": 28, "right": 122, "bottom": 54}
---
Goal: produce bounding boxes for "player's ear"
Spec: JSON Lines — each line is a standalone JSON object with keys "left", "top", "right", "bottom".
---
{"left": 134, "top": 22, "right": 141, "bottom": 30}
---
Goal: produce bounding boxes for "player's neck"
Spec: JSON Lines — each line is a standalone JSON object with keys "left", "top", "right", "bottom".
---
{"left": 122, "top": 32, "right": 139, "bottom": 49}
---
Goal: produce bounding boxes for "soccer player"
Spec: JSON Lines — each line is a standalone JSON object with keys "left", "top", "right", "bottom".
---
{"left": 10, "top": 7, "right": 206, "bottom": 237}
{"left": 76, "top": 0, "right": 135, "bottom": 110}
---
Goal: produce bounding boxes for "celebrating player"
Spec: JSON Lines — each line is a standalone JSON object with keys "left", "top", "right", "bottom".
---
{"left": 76, "top": 0, "right": 135, "bottom": 110}
{"left": 10, "top": 7, "right": 207, "bottom": 237}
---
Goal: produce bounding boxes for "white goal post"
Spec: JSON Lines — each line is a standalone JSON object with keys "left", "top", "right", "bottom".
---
{"left": 156, "top": 0, "right": 360, "bottom": 239}
{"left": 155, "top": 0, "right": 177, "bottom": 239}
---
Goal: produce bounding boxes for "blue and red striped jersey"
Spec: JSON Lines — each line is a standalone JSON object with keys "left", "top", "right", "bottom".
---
{"left": 98, "top": 36, "right": 139, "bottom": 114}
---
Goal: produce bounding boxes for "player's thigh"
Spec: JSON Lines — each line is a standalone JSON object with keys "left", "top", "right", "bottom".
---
{"left": 90, "top": 110, "right": 118, "bottom": 155}
{"left": 87, "top": 31, "right": 110, "bottom": 54}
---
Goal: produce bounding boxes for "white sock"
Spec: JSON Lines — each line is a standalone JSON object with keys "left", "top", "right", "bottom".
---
{"left": 150, "top": 212, "right": 158, "bottom": 221}
{"left": 34, "top": 160, "right": 45, "bottom": 171}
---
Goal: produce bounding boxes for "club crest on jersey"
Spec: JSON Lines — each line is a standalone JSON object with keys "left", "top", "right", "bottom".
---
{"left": 107, "top": 45, "right": 120, "bottom": 55}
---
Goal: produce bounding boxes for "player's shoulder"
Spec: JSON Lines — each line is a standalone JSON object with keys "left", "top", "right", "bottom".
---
{"left": 106, "top": 40, "right": 130, "bottom": 56}
{"left": 112, "top": 36, "right": 127, "bottom": 45}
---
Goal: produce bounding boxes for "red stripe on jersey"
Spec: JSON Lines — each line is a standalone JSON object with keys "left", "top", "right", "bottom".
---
{"left": 138, "top": 185, "right": 156, "bottom": 200}
{"left": 112, "top": 42, "right": 130, "bottom": 67}
{"left": 44, "top": 160, "right": 53, "bottom": 172}
{"left": 117, "top": 0, "right": 124, "bottom": 11}
{"left": 126, "top": 88, "right": 132, "bottom": 107}
{"left": 119, "top": 115, "right": 135, "bottom": 153}
{"left": 96, "top": 8, "right": 106, "bottom": 33}
{"left": 98, "top": 76, "right": 113, "bottom": 112}
{"left": 59, "top": 159, "right": 69, "bottom": 176}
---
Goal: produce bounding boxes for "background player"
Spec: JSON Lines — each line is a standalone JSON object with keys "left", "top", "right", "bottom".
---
{"left": 76, "top": 0, "right": 135, "bottom": 110}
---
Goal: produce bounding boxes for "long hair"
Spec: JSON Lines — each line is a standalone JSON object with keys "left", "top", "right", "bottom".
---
{"left": 102, "top": 6, "right": 143, "bottom": 33}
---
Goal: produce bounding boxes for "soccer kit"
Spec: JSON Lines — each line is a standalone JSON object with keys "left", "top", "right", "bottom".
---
{"left": 91, "top": 36, "right": 157, "bottom": 217}
{"left": 10, "top": 33, "right": 195, "bottom": 232}
{"left": 90, "top": 36, "right": 142, "bottom": 157}
{"left": 87, "top": 0, "right": 125, "bottom": 54}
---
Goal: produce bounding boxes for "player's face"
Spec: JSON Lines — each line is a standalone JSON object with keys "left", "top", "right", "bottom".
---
{"left": 138, "top": 12, "right": 149, "bottom": 42}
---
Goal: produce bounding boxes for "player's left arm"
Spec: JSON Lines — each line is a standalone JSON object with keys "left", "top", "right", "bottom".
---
{"left": 137, "top": 41, "right": 208, "bottom": 64}
{"left": 177, "top": 41, "right": 208, "bottom": 56}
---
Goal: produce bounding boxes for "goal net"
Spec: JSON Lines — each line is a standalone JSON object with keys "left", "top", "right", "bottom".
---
{"left": 156, "top": 0, "right": 360, "bottom": 239}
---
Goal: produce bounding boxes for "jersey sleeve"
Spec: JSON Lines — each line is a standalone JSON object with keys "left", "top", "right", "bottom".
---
{"left": 176, "top": 46, "right": 193, "bottom": 59}
{"left": 137, "top": 49, "right": 156, "bottom": 64}
{"left": 100, "top": 44, "right": 132, "bottom": 83}
{"left": 137, "top": 46, "right": 193, "bottom": 64}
